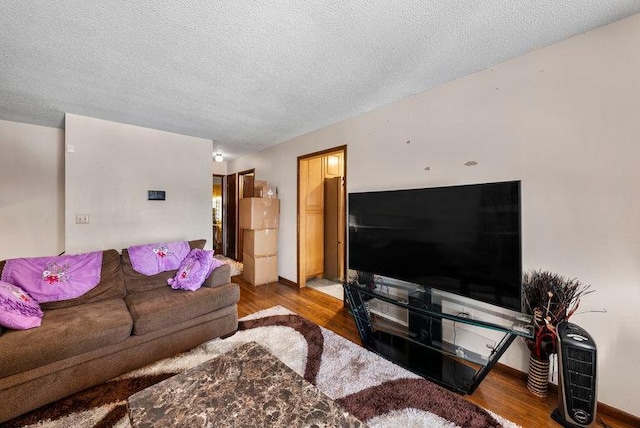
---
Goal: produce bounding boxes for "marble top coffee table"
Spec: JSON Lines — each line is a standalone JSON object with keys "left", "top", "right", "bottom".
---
{"left": 127, "top": 341, "right": 366, "bottom": 427}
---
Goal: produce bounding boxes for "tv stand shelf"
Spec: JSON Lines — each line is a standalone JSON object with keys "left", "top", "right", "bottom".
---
{"left": 344, "top": 278, "right": 534, "bottom": 394}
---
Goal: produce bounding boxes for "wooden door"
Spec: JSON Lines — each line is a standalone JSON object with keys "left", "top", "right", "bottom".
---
{"left": 224, "top": 173, "right": 237, "bottom": 259}
{"left": 298, "top": 145, "right": 347, "bottom": 289}
{"left": 241, "top": 174, "right": 255, "bottom": 198}
{"left": 324, "top": 176, "right": 345, "bottom": 280}
{"left": 212, "top": 175, "right": 224, "bottom": 254}
{"left": 300, "top": 156, "right": 324, "bottom": 279}
{"left": 237, "top": 170, "right": 255, "bottom": 262}
{"left": 324, "top": 153, "right": 343, "bottom": 178}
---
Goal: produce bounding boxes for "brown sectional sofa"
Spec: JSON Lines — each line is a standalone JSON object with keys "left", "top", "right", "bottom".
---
{"left": 0, "top": 240, "right": 240, "bottom": 423}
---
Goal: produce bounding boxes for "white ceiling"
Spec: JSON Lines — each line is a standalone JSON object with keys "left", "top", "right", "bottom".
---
{"left": 2, "top": 1, "right": 639, "bottom": 161}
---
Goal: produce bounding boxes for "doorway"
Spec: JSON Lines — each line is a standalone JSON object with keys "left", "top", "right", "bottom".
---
{"left": 212, "top": 174, "right": 224, "bottom": 254}
{"left": 223, "top": 173, "right": 237, "bottom": 258}
{"left": 222, "top": 169, "right": 256, "bottom": 261}
{"left": 297, "top": 145, "right": 347, "bottom": 297}
{"left": 236, "top": 169, "right": 255, "bottom": 262}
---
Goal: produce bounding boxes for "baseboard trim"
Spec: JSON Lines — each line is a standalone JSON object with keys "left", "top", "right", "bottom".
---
{"left": 493, "top": 363, "right": 640, "bottom": 426}
{"left": 277, "top": 276, "right": 298, "bottom": 289}
{"left": 596, "top": 402, "right": 640, "bottom": 427}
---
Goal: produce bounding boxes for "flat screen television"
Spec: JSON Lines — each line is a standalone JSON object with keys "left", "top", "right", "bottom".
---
{"left": 348, "top": 180, "right": 522, "bottom": 311}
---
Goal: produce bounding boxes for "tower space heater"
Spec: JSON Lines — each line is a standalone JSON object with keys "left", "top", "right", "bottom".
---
{"left": 552, "top": 321, "right": 597, "bottom": 428}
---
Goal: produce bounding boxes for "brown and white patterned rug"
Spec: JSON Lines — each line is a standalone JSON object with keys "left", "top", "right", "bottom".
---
{"left": 5, "top": 306, "right": 520, "bottom": 428}
{"left": 214, "top": 254, "right": 242, "bottom": 276}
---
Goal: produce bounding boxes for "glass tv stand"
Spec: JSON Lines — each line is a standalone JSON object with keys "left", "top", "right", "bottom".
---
{"left": 343, "top": 276, "right": 534, "bottom": 394}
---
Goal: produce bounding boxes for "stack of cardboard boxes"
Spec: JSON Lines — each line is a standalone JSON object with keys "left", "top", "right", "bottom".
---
{"left": 239, "top": 183, "right": 279, "bottom": 285}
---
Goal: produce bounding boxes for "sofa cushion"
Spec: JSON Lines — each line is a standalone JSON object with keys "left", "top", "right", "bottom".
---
{"left": 122, "top": 239, "right": 206, "bottom": 293}
{"left": 0, "top": 298, "right": 133, "bottom": 378}
{"left": 125, "top": 282, "right": 240, "bottom": 336}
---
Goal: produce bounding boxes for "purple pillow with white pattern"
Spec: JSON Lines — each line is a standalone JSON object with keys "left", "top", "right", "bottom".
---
{"left": 0, "top": 281, "right": 44, "bottom": 330}
{"left": 167, "top": 249, "right": 224, "bottom": 291}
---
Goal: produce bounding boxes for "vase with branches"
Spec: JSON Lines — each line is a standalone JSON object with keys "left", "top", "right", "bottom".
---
{"left": 521, "top": 270, "right": 594, "bottom": 396}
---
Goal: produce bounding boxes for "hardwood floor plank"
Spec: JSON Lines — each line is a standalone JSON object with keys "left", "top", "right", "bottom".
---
{"left": 235, "top": 277, "right": 636, "bottom": 428}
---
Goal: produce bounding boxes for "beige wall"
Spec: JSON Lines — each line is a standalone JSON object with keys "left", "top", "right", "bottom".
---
{"left": 230, "top": 14, "right": 640, "bottom": 415}
{"left": 212, "top": 160, "right": 228, "bottom": 176}
{"left": 65, "top": 114, "right": 214, "bottom": 253}
{"left": 0, "top": 120, "right": 64, "bottom": 259}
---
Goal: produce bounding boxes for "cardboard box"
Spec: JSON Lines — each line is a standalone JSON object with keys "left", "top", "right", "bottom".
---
{"left": 254, "top": 180, "right": 267, "bottom": 197}
{"left": 243, "top": 229, "right": 278, "bottom": 257}
{"left": 254, "top": 181, "right": 277, "bottom": 199}
{"left": 254, "top": 180, "right": 268, "bottom": 190}
{"left": 242, "top": 252, "right": 278, "bottom": 285}
{"left": 239, "top": 198, "right": 279, "bottom": 230}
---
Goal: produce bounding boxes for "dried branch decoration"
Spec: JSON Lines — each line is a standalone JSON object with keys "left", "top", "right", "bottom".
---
{"left": 522, "top": 270, "right": 594, "bottom": 359}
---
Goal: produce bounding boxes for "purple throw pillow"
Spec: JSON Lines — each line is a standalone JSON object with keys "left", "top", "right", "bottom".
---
{"left": 167, "top": 249, "right": 224, "bottom": 291}
{"left": 0, "top": 281, "right": 44, "bottom": 330}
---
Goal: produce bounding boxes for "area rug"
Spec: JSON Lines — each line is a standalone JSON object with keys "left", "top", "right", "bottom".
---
{"left": 306, "top": 277, "right": 344, "bottom": 300}
{"left": 214, "top": 254, "right": 242, "bottom": 276}
{"left": 5, "top": 306, "right": 520, "bottom": 428}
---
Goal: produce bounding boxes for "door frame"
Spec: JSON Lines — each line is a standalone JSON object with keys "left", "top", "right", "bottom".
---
{"left": 296, "top": 145, "right": 347, "bottom": 288}
{"left": 237, "top": 169, "right": 255, "bottom": 262}
{"left": 212, "top": 174, "right": 225, "bottom": 254}
{"left": 238, "top": 168, "right": 256, "bottom": 198}
{"left": 224, "top": 173, "right": 237, "bottom": 259}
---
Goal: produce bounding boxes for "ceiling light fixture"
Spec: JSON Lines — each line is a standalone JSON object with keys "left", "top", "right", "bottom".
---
{"left": 214, "top": 153, "right": 223, "bottom": 162}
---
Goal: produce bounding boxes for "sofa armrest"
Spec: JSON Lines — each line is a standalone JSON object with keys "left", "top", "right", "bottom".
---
{"left": 204, "top": 263, "right": 231, "bottom": 288}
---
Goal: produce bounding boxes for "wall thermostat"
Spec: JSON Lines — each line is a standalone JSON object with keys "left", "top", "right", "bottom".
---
{"left": 148, "top": 190, "right": 166, "bottom": 200}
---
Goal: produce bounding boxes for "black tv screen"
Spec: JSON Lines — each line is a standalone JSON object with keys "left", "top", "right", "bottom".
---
{"left": 348, "top": 181, "right": 522, "bottom": 311}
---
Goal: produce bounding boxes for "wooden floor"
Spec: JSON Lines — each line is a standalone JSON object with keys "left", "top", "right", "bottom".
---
{"left": 235, "top": 277, "right": 635, "bottom": 428}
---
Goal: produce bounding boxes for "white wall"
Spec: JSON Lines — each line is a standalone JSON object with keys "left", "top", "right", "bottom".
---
{"left": 212, "top": 160, "right": 228, "bottom": 176}
{"left": 65, "top": 114, "right": 213, "bottom": 253}
{"left": 230, "top": 14, "right": 640, "bottom": 415}
{"left": 0, "top": 120, "right": 64, "bottom": 259}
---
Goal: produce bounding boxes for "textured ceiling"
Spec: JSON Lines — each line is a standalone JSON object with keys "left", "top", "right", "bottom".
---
{"left": 1, "top": 1, "right": 639, "bottom": 160}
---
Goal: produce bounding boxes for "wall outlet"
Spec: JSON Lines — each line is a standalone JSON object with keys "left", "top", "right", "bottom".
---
{"left": 75, "top": 214, "right": 90, "bottom": 224}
